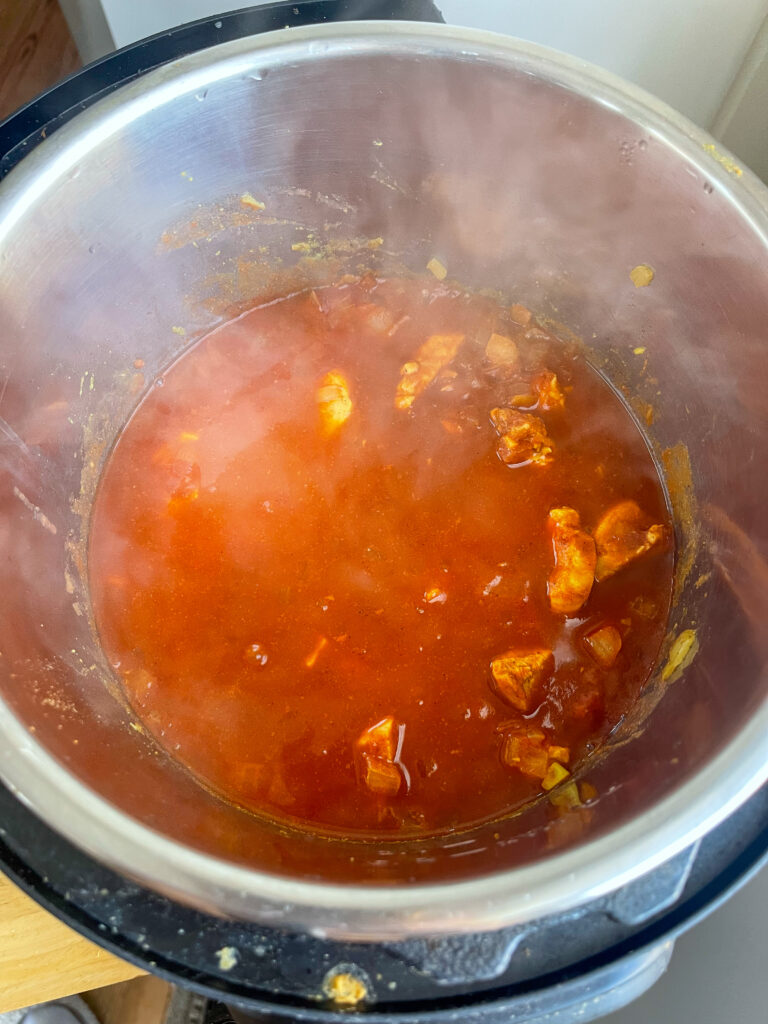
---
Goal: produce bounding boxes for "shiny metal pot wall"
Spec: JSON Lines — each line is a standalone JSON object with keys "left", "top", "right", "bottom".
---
{"left": 0, "top": 23, "right": 766, "bottom": 939}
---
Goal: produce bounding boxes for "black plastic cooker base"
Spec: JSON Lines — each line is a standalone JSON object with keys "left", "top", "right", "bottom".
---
{"left": 1, "top": 3, "right": 766, "bottom": 1022}
{"left": 1, "top": 780, "right": 766, "bottom": 1022}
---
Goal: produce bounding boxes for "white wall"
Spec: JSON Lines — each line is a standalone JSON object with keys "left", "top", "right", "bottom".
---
{"left": 439, "top": 0, "right": 768, "bottom": 128}
{"left": 712, "top": 13, "right": 768, "bottom": 182}
{"left": 98, "top": 0, "right": 768, "bottom": 129}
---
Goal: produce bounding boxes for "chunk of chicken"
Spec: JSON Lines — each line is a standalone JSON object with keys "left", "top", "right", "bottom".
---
{"left": 547, "top": 507, "right": 597, "bottom": 614}
{"left": 533, "top": 371, "right": 565, "bottom": 411}
{"left": 490, "top": 408, "right": 554, "bottom": 467}
{"left": 594, "top": 500, "right": 665, "bottom": 581}
{"left": 584, "top": 624, "right": 623, "bottom": 668}
{"left": 395, "top": 333, "right": 465, "bottom": 410}
{"left": 363, "top": 757, "right": 402, "bottom": 796}
{"left": 316, "top": 370, "right": 352, "bottom": 434}
{"left": 490, "top": 648, "right": 553, "bottom": 711}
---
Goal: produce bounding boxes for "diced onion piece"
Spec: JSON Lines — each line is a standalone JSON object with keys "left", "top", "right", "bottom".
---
{"left": 509, "top": 303, "right": 532, "bottom": 326}
{"left": 579, "top": 782, "right": 599, "bottom": 803}
{"left": 584, "top": 624, "right": 622, "bottom": 668}
{"left": 358, "top": 716, "right": 397, "bottom": 761}
{"left": 501, "top": 733, "right": 549, "bottom": 778}
{"left": 547, "top": 744, "right": 570, "bottom": 763}
{"left": 541, "top": 762, "right": 571, "bottom": 791}
{"left": 509, "top": 393, "right": 537, "bottom": 408}
{"left": 363, "top": 757, "right": 402, "bottom": 796}
{"left": 548, "top": 781, "right": 581, "bottom": 810}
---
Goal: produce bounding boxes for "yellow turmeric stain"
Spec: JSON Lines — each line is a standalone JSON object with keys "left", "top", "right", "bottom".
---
{"left": 324, "top": 971, "right": 368, "bottom": 1006}
{"left": 630, "top": 264, "right": 654, "bottom": 288}
{"left": 240, "top": 192, "right": 265, "bottom": 210}
{"left": 702, "top": 143, "right": 743, "bottom": 177}
{"left": 662, "top": 629, "right": 698, "bottom": 682}
{"left": 215, "top": 946, "right": 239, "bottom": 971}
{"left": 426, "top": 256, "right": 447, "bottom": 280}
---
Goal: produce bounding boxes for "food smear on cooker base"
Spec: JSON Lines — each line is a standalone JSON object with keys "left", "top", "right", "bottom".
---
{"left": 88, "top": 276, "right": 674, "bottom": 837}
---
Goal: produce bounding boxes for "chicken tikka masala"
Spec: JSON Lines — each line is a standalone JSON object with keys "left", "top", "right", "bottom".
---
{"left": 89, "top": 274, "right": 674, "bottom": 836}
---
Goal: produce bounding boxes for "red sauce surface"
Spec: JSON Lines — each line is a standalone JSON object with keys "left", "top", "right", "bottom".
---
{"left": 89, "top": 277, "right": 674, "bottom": 837}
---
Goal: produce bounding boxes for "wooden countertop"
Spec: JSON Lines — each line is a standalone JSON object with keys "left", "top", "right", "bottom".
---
{"left": 0, "top": 11, "right": 137, "bottom": 1010}
{"left": 0, "top": 871, "right": 144, "bottom": 1014}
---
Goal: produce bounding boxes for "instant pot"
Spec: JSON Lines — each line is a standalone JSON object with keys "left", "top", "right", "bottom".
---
{"left": 0, "top": 2, "right": 766, "bottom": 1021}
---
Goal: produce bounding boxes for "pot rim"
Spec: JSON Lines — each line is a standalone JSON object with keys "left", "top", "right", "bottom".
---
{"left": 0, "top": 20, "right": 766, "bottom": 939}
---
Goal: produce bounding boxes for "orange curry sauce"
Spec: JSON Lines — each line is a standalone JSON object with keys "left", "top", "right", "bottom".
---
{"left": 89, "top": 276, "right": 674, "bottom": 837}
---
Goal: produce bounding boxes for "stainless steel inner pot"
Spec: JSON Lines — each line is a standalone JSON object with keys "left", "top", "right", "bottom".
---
{"left": 0, "top": 22, "right": 766, "bottom": 940}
